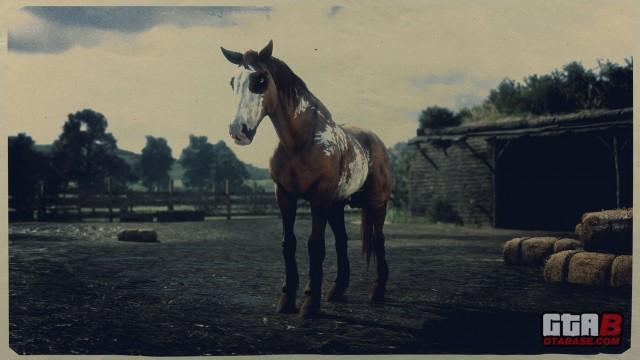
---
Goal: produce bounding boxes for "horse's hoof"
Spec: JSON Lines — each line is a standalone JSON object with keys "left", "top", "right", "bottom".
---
{"left": 299, "top": 295, "right": 321, "bottom": 319}
{"left": 326, "top": 284, "right": 347, "bottom": 302}
{"left": 276, "top": 293, "right": 297, "bottom": 314}
{"left": 369, "top": 285, "right": 385, "bottom": 304}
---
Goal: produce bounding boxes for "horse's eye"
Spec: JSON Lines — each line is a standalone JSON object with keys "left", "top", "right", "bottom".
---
{"left": 230, "top": 78, "right": 234, "bottom": 89}
{"left": 250, "top": 74, "right": 268, "bottom": 93}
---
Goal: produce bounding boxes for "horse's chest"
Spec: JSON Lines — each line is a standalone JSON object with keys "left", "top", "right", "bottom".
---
{"left": 270, "top": 158, "right": 317, "bottom": 196}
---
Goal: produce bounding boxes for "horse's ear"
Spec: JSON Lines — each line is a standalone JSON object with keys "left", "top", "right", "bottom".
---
{"left": 259, "top": 40, "right": 273, "bottom": 60}
{"left": 221, "top": 47, "right": 243, "bottom": 65}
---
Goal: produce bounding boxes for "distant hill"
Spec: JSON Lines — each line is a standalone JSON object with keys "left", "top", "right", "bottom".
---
{"left": 32, "top": 144, "right": 270, "bottom": 183}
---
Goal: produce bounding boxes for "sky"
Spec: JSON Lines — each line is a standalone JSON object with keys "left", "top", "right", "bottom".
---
{"left": 5, "top": 1, "right": 635, "bottom": 168}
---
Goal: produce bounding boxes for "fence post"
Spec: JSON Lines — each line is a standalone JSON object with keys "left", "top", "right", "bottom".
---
{"left": 37, "top": 180, "right": 46, "bottom": 221}
{"left": 225, "top": 178, "right": 231, "bottom": 220}
{"left": 168, "top": 179, "right": 175, "bottom": 211}
{"left": 107, "top": 177, "right": 113, "bottom": 223}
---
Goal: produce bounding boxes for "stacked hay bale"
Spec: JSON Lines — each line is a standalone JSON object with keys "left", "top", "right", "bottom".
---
{"left": 503, "top": 237, "right": 583, "bottom": 266}
{"left": 502, "top": 209, "right": 632, "bottom": 287}
{"left": 544, "top": 209, "right": 632, "bottom": 287}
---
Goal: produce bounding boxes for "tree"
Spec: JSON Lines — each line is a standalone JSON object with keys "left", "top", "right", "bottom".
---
{"left": 138, "top": 136, "right": 175, "bottom": 191}
{"left": 179, "top": 135, "right": 217, "bottom": 190}
{"left": 211, "top": 141, "right": 250, "bottom": 193}
{"left": 597, "top": 58, "right": 633, "bottom": 110}
{"left": 418, "top": 106, "right": 461, "bottom": 130}
{"left": 50, "top": 109, "right": 132, "bottom": 192}
{"left": 179, "top": 136, "right": 250, "bottom": 192}
{"left": 8, "top": 133, "right": 48, "bottom": 211}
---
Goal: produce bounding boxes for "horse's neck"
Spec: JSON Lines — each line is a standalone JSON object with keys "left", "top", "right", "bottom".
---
{"left": 271, "top": 93, "right": 332, "bottom": 152}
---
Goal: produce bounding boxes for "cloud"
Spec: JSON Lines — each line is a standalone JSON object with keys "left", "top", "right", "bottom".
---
{"left": 9, "top": 6, "right": 272, "bottom": 53}
{"left": 412, "top": 72, "right": 466, "bottom": 88}
{"left": 327, "top": 6, "right": 343, "bottom": 18}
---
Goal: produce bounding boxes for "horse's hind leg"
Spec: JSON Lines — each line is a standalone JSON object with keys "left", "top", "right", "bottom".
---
{"left": 368, "top": 204, "right": 389, "bottom": 303}
{"left": 327, "top": 203, "right": 349, "bottom": 302}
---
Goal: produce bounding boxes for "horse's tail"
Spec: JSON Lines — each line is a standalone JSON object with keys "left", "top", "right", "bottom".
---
{"left": 361, "top": 207, "right": 375, "bottom": 268}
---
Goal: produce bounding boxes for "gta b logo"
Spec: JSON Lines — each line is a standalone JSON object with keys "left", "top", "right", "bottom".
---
{"left": 542, "top": 312, "right": 622, "bottom": 346}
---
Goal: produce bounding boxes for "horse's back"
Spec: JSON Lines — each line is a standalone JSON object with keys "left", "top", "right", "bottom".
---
{"left": 343, "top": 126, "right": 392, "bottom": 207}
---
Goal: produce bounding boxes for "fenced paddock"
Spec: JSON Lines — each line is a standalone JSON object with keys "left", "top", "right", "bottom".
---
{"left": 8, "top": 219, "right": 630, "bottom": 355}
{"left": 9, "top": 180, "right": 342, "bottom": 222}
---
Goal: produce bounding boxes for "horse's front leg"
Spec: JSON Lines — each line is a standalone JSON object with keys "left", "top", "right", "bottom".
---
{"left": 276, "top": 185, "right": 298, "bottom": 314}
{"left": 300, "top": 203, "right": 329, "bottom": 318}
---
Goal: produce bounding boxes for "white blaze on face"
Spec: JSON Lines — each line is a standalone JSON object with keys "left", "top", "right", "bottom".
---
{"left": 230, "top": 66, "right": 264, "bottom": 144}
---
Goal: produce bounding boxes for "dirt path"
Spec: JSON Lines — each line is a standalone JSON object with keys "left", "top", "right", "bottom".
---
{"left": 9, "top": 219, "right": 631, "bottom": 355}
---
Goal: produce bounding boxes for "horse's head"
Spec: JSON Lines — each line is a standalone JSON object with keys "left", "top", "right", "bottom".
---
{"left": 220, "top": 40, "right": 277, "bottom": 145}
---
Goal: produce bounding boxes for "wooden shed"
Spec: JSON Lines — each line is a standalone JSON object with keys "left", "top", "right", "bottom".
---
{"left": 408, "top": 108, "right": 632, "bottom": 230}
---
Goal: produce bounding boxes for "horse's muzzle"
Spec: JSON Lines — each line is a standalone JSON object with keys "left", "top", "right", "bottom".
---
{"left": 229, "top": 122, "right": 255, "bottom": 145}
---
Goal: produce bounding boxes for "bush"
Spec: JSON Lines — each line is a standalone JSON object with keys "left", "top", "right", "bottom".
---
{"left": 419, "top": 106, "right": 462, "bottom": 130}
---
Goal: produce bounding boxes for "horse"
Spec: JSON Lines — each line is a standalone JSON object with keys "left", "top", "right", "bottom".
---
{"left": 220, "top": 40, "right": 392, "bottom": 319}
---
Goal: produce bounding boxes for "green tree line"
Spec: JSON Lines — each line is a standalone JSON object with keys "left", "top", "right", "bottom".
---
{"left": 8, "top": 109, "right": 252, "bottom": 212}
{"left": 419, "top": 58, "right": 633, "bottom": 130}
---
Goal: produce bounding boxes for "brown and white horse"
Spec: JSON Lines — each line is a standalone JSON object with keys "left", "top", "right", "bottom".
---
{"left": 221, "top": 40, "right": 391, "bottom": 318}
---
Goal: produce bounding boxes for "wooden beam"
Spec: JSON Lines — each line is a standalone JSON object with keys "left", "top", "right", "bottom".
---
{"left": 414, "top": 143, "right": 439, "bottom": 170}
{"left": 460, "top": 140, "right": 494, "bottom": 173}
{"left": 496, "top": 139, "right": 513, "bottom": 160}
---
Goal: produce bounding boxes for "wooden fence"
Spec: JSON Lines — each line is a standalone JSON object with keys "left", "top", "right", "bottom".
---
{"left": 9, "top": 179, "right": 307, "bottom": 222}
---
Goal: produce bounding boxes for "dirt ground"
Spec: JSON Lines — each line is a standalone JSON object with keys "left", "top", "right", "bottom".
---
{"left": 8, "top": 218, "right": 631, "bottom": 355}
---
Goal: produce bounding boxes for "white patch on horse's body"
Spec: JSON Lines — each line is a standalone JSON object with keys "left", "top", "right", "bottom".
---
{"left": 314, "top": 121, "right": 348, "bottom": 156}
{"left": 335, "top": 139, "right": 369, "bottom": 199}
{"left": 313, "top": 120, "right": 370, "bottom": 199}
{"left": 294, "top": 97, "right": 310, "bottom": 117}
{"left": 231, "top": 66, "right": 263, "bottom": 131}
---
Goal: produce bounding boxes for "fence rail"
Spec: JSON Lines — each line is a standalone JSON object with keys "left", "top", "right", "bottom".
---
{"left": 9, "top": 179, "right": 320, "bottom": 222}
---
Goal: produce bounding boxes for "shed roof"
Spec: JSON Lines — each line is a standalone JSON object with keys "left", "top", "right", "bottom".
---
{"left": 409, "top": 108, "right": 632, "bottom": 143}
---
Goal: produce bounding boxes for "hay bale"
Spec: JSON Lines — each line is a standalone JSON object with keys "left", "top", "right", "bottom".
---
{"left": 117, "top": 229, "right": 158, "bottom": 243}
{"left": 503, "top": 237, "right": 559, "bottom": 266}
{"left": 610, "top": 255, "right": 632, "bottom": 287}
{"left": 544, "top": 251, "right": 630, "bottom": 287}
{"left": 578, "top": 208, "right": 632, "bottom": 254}
{"left": 544, "top": 250, "right": 583, "bottom": 283}
{"left": 553, "top": 238, "right": 583, "bottom": 253}
{"left": 567, "top": 252, "right": 616, "bottom": 285}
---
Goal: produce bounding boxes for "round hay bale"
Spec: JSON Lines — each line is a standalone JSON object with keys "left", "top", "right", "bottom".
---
{"left": 567, "top": 252, "right": 616, "bottom": 285}
{"left": 502, "top": 237, "right": 527, "bottom": 265}
{"left": 574, "top": 223, "right": 582, "bottom": 238}
{"left": 503, "top": 237, "right": 558, "bottom": 266}
{"left": 544, "top": 251, "right": 630, "bottom": 287}
{"left": 553, "top": 238, "right": 583, "bottom": 253}
{"left": 544, "top": 250, "right": 583, "bottom": 283}
{"left": 579, "top": 209, "right": 632, "bottom": 254}
{"left": 117, "top": 229, "right": 158, "bottom": 243}
{"left": 610, "top": 255, "right": 632, "bottom": 287}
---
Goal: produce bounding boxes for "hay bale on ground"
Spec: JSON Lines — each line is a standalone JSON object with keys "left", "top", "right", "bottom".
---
{"left": 544, "top": 251, "right": 631, "bottom": 287}
{"left": 117, "top": 229, "right": 159, "bottom": 243}
{"left": 503, "top": 237, "right": 563, "bottom": 266}
{"left": 577, "top": 208, "right": 632, "bottom": 254}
